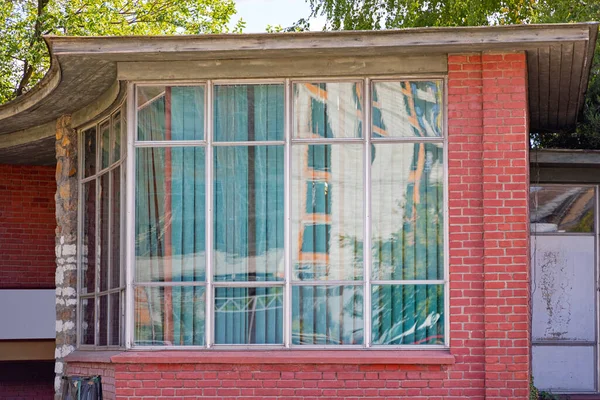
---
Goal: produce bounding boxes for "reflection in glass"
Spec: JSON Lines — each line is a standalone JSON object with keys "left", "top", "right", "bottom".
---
{"left": 111, "top": 168, "right": 121, "bottom": 289}
{"left": 83, "top": 127, "right": 96, "bottom": 177}
{"left": 530, "top": 186, "right": 595, "bottom": 233}
{"left": 112, "top": 112, "right": 121, "bottom": 162}
{"left": 137, "top": 86, "right": 205, "bottom": 141}
{"left": 100, "top": 121, "right": 110, "bottom": 169}
{"left": 135, "top": 147, "right": 206, "bottom": 282}
{"left": 292, "top": 144, "right": 363, "bottom": 280}
{"left": 214, "top": 85, "right": 284, "bottom": 141}
{"left": 109, "top": 292, "right": 121, "bottom": 346}
{"left": 371, "top": 143, "right": 444, "bottom": 280}
{"left": 100, "top": 174, "right": 109, "bottom": 292}
{"left": 292, "top": 285, "right": 363, "bottom": 345}
{"left": 82, "top": 181, "right": 96, "bottom": 294}
{"left": 372, "top": 284, "right": 444, "bottom": 345}
{"left": 293, "top": 82, "right": 363, "bottom": 139}
{"left": 98, "top": 295, "right": 108, "bottom": 346}
{"left": 372, "top": 81, "right": 442, "bottom": 138}
{"left": 214, "top": 287, "right": 283, "bottom": 344}
{"left": 81, "top": 298, "right": 95, "bottom": 345}
{"left": 213, "top": 146, "right": 284, "bottom": 282}
{"left": 134, "top": 286, "right": 205, "bottom": 346}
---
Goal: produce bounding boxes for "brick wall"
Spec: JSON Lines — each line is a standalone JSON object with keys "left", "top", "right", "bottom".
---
{"left": 65, "top": 51, "right": 531, "bottom": 400}
{"left": 0, "top": 361, "right": 54, "bottom": 400}
{"left": 0, "top": 164, "right": 56, "bottom": 289}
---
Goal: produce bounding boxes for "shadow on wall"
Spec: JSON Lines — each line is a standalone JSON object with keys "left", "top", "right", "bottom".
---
{"left": 0, "top": 361, "right": 54, "bottom": 400}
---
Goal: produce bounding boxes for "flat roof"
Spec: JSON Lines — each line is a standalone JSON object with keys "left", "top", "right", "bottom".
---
{"left": 0, "top": 23, "right": 597, "bottom": 165}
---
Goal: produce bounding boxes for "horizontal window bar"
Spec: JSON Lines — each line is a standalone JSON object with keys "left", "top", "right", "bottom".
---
{"left": 291, "top": 138, "right": 364, "bottom": 145}
{"left": 532, "top": 341, "right": 597, "bottom": 346}
{"left": 81, "top": 161, "right": 124, "bottom": 182}
{"left": 80, "top": 288, "right": 124, "bottom": 298}
{"left": 133, "top": 281, "right": 207, "bottom": 287}
{"left": 212, "top": 281, "right": 285, "bottom": 287}
{"left": 370, "top": 137, "right": 444, "bottom": 143}
{"left": 134, "top": 140, "right": 207, "bottom": 147}
{"left": 290, "top": 280, "right": 364, "bottom": 286}
{"left": 370, "top": 280, "right": 445, "bottom": 285}
{"left": 212, "top": 141, "right": 285, "bottom": 146}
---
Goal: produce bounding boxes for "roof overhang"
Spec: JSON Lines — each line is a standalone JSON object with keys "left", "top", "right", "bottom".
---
{"left": 0, "top": 23, "right": 597, "bottom": 165}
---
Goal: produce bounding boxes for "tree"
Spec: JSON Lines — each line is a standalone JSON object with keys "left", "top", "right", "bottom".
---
{"left": 305, "top": 0, "right": 600, "bottom": 149}
{"left": 0, "top": 0, "right": 244, "bottom": 104}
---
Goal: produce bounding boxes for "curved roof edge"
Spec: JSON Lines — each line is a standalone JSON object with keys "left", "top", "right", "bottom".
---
{"left": 0, "top": 23, "right": 597, "bottom": 165}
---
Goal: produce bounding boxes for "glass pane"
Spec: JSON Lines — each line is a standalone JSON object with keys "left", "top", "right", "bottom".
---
{"left": 137, "top": 86, "right": 205, "bottom": 141}
{"left": 112, "top": 111, "right": 121, "bottom": 162}
{"left": 134, "top": 286, "right": 205, "bottom": 346}
{"left": 533, "top": 345, "right": 595, "bottom": 392}
{"left": 530, "top": 186, "right": 595, "bottom": 233}
{"left": 81, "top": 297, "right": 95, "bottom": 345}
{"left": 135, "top": 147, "right": 206, "bottom": 283}
{"left": 83, "top": 127, "right": 96, "bottom": 177}
{"left": 214, "top": 85, "right": 284, "bottom": 141}
{"left": 293, "top": 82, "right": 363, "bottom": 139}
{"left": 98, "top": 295, "right": 108, "bottom": 346}
{"left": 214, "top": 286, "right": 283, "bottom": 345}
{"left": 109, "top": 292, "right": 121, "bottom": 346}
{"left": 292, "top": 285, "right": 363, "bottom": 345}
{"left": 371, "top": 143, "right": 444, "bottom": 280}
{"left": 82, "top": 181, "right": 96, "bottom": 294}
{"left": 100, "top": 121, "right": 110, "bottom": 169}
{"left": 291, "top": 144, "right": 363, "bottom": 280}
{"left": 110, "top": 167, "right": 121, "bottom": 289}
{"left": 99, "top": 174, "right": 109, "bottom": 292}
{"left": 371, "top": 284, "right": 444, "bottom": 345}
{"left": 372, "top": 81, "right": 443, "bottom": 138}
{"left": 214, "top": 146, "right": 284, "bottom": 282}
{"left": 531, "top": 236, "right": 596, "bottom": 341}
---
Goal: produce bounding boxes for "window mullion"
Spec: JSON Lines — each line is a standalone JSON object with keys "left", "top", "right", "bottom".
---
{"left": 364, "top": 78, "right": 372, "bottom": 348}
{"left": 284, "top": 78, "right": 292, "bottom": 348}
{"left": 125, "top": 82, "right": 136, "bottom": 349}
{"left": 205, "top": 80, "right": 214, "bottom": 348}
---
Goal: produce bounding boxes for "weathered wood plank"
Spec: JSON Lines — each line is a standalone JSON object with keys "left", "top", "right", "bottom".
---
{"left": 567, "top": 41, "right": 587, "bottom": 129}
{"left": 117, "top": 55, "right": 448, "bottom": 81}
{"left": 557, "top": 42, "right": 574, "bottom": 129}
{"left": 547, "top": 44, "right": 562, "bottom": 130}
{"left": 537, "top": 46, "right": 551, "bottom": 130}
{"left": 527, "top": 49, "right": 540, "bottom": 131}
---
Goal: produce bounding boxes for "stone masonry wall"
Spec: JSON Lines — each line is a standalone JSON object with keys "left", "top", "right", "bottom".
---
{"left": 55, "top": 115, "right": 78, "bottom": 399}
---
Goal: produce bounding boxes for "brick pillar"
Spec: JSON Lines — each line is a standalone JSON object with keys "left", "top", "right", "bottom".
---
{"left": 447, "top": 54, "right": 486, "bottom": 397}
{"left": 481, "top": 52, "right": 530, "bottom": 399}
{"left": 54, "top": 115, "right": 78, "bottom": 399}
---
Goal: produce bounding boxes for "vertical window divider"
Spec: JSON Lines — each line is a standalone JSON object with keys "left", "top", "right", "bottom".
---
{"left": 206, "top": 80, "right": 214, "bottom": 348}
{"left": 364, "top": 78, "right": 372, "bottom": 348}
{"left": 94, "top": 126, "right": 101, "bottom": 346}
{"left": 76, "top": 123, "right": 84, "bottom": 348}
{"left": 125, "top": 82, "right": 136, "bottom": 349}
{"left": 107, "top": 140, "right": 113, "bottom": 346}
{"left": 284, "top": 78, "right": 292, "bottom": 348}
{"left": 443, "top": 77, "right": 450, "bottom": 348}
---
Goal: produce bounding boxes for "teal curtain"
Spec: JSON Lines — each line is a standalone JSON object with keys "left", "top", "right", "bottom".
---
{"left": 213, "top": 85, "right": 284, "bottom": 344}
{"left": 370, "top": 81, "right": 444, "bottom": 345}
{"left": 135, "top": 86, "right": 206, "bottom": 346}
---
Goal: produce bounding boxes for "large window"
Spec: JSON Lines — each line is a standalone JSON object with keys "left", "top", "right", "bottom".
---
{"left": 79, "top": 103, "right": 126, "bottom": 348}
{"left": 131, "top": 79, "right": 446, "bottom": 348}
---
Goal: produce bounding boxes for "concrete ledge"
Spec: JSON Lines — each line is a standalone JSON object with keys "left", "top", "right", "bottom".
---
{"left": 103, "top": 350, "right": 455, "bottom": 365}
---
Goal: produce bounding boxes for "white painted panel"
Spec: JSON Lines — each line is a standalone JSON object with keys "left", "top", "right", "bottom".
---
{"left": 533, "top": 345, "right": 596, "bottom": 392}
{"left": 531, "top": 235, "right": 595, "bottom": 342}
{"left": 0, "top": 289, "right": 55, "bottom": 339}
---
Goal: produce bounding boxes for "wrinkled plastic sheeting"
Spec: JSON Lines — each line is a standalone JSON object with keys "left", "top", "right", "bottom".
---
{"left": 62, "top": 375, "right": 102, "bottom": 400}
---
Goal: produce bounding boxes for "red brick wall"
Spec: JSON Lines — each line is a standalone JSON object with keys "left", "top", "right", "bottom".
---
{"left": 0, "top": 361, "right": 54, "bottom": 400}
{"left": 66, "top": 51, "right": 531, "bottom": 400}
{"left": 0, "top": 165, "right": 56, "bottom": 289}
{"left": 66, "top": 362, "right": 115, "bottom": 400}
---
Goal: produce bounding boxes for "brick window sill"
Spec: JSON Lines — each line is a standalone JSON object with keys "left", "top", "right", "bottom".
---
{"left": 66, "top": 349, "right": 455, "bottom": 365}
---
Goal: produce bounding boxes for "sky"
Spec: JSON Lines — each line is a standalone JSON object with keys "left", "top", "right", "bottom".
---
{"left": 232, "top": 0, "right": 326, "bottom": 32}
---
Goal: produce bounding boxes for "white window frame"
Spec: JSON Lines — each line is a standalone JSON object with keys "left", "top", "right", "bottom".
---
{"left": 77, "top": 99, "right": 127, "bottom": 349}
{"left": 122, "top": 76, "right": 449, "bottom": 350}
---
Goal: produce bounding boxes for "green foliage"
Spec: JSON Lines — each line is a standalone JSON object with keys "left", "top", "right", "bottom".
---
{"left": 529, "top": 375, "right": 539, "bottom": 400}
{"left": 306, "top": 0, "right": 600, "bottom": 149}
{"left": 0, "top": 0, "right": 242, "bottom": 103}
